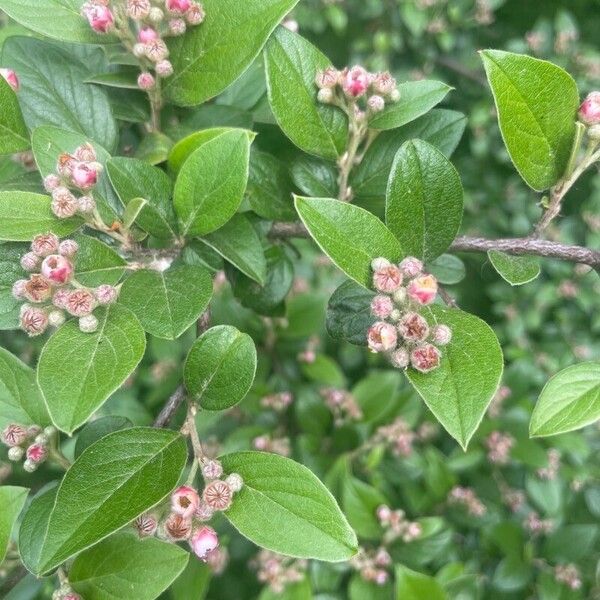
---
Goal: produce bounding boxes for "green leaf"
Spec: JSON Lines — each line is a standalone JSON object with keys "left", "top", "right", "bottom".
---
{"left": 259, "top": 578, "right": 312, "bottom": 600}
{"left": 427, "top": 254, "right": 466, "bottom": 285}
{"left": 74, "top": 416, "right": 133, "bottom": 459}
{"left": 386, "top": 140, "right": 463, "bottom": 261}
{"left": 165, "top": 0, "right": 300, "bottom": 106}
{"left": 119, "top": 265, "right": 213, "bottom": 340}
{"left": 0, "top": 76, "right": 29, "bottom": 155}
{"left": 0, "top": 346, "right": 50, "bottom": 429}
{"left": 19, "top": 428, "right": 187, "bottom": 576}
{"left": 37, "top": 304, "right": 146, "bottom": 434}
{"left": 301, "top": 354, "right": 346, "bottom": 387}
{"left": 135, "top": 131, "right": 173, "bottom": 166}
{"left": 169, "top": 559, "right": 212, "bottom": 600}
{"left": 290, "top": 155, "right": 338, "bottom": 198}
{"left": 2, "top": 37, "right": 118, "bottom": 151}
{"left": 107, "top": 157, "right": 176, "bottom": 240}
{"left": 72, "top": 234, "right": 127, "bottom": 287}
{"left": 488, "top": 251, "right": 540, "bottom": 286}
{"left": 121, "top": 198, "right": 147, "bottom": 230}
{"left": 265, "top": 27, "right": 347, "bottom": 160}
{"left": 0, "top": 156, "right": 41, "bottom": 193}
{"left": 0, "top": 243, "right": 26, "bottom": 329}
{"left": 326, "top": 280, "right": 375, "bottom": 345}
{"left": 174, "top": 130, "right": 251, "bottom": 237}
{"left": 70, "top": 532, "right": 189, "bottom": 600}
{"left": 395, "top": 565, "right": 447, "bottom": 600}
{"left": 342, "top": 477, "right": 386, "bottom": 540}
{"left": 184, "top": 325, "right": 257, "bottom": 411}
{"left": 295, "top": 196, "right": 402, "bottom": 289}
{"left": 0, "top": 0, "right": 117, "bottom": 44}
{"left": 530, "top": 362, "right": 600, "bottom": 437}
{"left": 0, "top": 486, "right": 27, "bottom": 564}
{"left": 0, "top": 191, "right": 82, "bottom": 241}
{"left": 353, "top": 371, "right": 401, "bottom": 423}
{"left": 220, "top": 451, "right": 358, "bottom": 561}
{"left": 349, "top": 575, "right": 392, "bottom": 600}
{"left": 369, "top": 80, "right": 452, "bottom": 131}
{"left": 480, "top": 50, "right": 579, "bottom": 191}
{"left": 200, "top": 214, "right": 267, "bottom": 285}
{"left": 407, "top": 306, "right": 504, "bottom": 449}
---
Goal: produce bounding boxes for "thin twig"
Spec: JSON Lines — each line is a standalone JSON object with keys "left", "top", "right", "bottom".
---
{"left": 153, "top": 385, "right": 186, "bottom": 428}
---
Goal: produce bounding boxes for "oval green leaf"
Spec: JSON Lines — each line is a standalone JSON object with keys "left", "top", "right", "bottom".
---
{"left": 488, "top": 250, "right": 540, "bottom": 286}
{"left": 0, "top": 77, "right": 29, "bottom": 155}
{"left": 73, "top": 234, "right": 127, "bottom": 287}
{"left": 0, "top": 486, "right": 28, "bottom": 564}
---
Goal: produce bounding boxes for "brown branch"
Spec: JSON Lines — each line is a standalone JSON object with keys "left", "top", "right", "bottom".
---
{"left": 153, "top": 385, "right": 186, "bottom": 428}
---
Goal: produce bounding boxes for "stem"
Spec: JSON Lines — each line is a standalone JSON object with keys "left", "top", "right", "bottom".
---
{"left": 153, "top": 385, "right": 186, "bottom": 428}
{"left": 184, "top": 400, "right": 208, "bottom": 469}
{"left": 337, "top": 107, "right": 370, "bottom": 201}
{"left": 48, "top": 447, "right": 71, "bottom": 471}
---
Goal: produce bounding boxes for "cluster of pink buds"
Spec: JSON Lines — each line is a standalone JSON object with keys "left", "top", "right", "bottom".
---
{"left": 0, "top": 68, "right": 19, "bottom": 92}
{"left": 52, "top": 585, "right": 82, "bottom": 600}
{"left": 578, "top": 91, "right": 600, "bottom": 139}
{"left": 297, "top": 335, "right": 319, "bottom": 364}
{"left": 252, "top": 550, "right": 308, "bottom": 594}
{"left": 536, "top": 449, "right": 560, "bottom": 480}
{"left": 315, "top": 65, "right": 400, "bottom": 118}
{"left": 554, "top": 564, "right": 582, "bottom": 590}
{"left": 524, "top": 511, "right": 554, "bottom": 536}
{"left": 374, "top": 417, "right": 416, "bottom": 457}
{"left": 487, "top": 385, "right": 511, "bottom": 417}
{"left": 485, "top": 431, "right": 514, "bottom": 465}
{"left": 350, "top": 547, "right": 392, "bottom": 586}
{"left": 500, "top": 484, "right": 525, "bottom": 513}
{"left": 367, "top": 257, "right": 451, "bottom": 374}
{"left": 44, "top": 143, "right": 103, "bottom": 219}
{"left": 81, "top": 1, "right": 205, "bottom": 91}
{"left": 1, "top": 423, "right": 56, "bottom": 473}
{"left": 13, "top": 234, "right": 119, "bottom": 336}
{"left": 448, "top": 486, "right": 486, "bottom": 517}
{"left": 253, "top": 435, "right": 291, "bottom": 457}
{"left": 376, "top": 505, "right": 422, "bottom": 544}
{"left": 261, "top": 391, "right": 293, "bottom": 412}
{"left": 320, "top": 387, "right": 362, "bottom": 426}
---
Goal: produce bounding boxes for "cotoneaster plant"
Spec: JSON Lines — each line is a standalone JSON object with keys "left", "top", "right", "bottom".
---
{"left": 0, "top": 1, "right": 599, "bottom": 599}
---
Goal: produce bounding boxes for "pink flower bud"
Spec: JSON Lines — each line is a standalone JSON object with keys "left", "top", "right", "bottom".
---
{"left": 31, "top": 233, "right": 60, "bottom": 257}
{"left": 23, "top": 459, "right": 37, "bottom": 472}
{"left": 41, "top": 255, "right": 73, "bottom": 285}
{"left": 74, "top": 143, "right": 97, "bottom": 162}
{"left": 367, "top": 321, "right": 398, "bottom": 353}
{"left": 77, "top": 195, "right": 96, "bottom": 214}
{"left": 20, "top": 306, "right": 48, "bottom": 336}
{"left": 138, "top": 26, "right": 159, "bottom": 44}
{"left": 156, "top": 59, "right": 174, "bottom": 78}
{"left": 578, "top": 92, "right": 600, "bottom": 126}
{"left": 202, "top": 459, "right": 223, "bottom": 480}
{"left": 315, "top": 67, "right": 339, "bottom": 89}
{"left": 149, "top": 7, "right": 164, "bottom": 21}
{"left": 63, "top": 594, "right": 82, "bottom": 600}
{"left": 432, "top": 324, "right": 452, "bottom": 346}
{"left": 372, "top": 71, "right": 397, "bottom": 96}
{"left": 56, "top": 153, "right": 76, "bottom": 177}
{"left": 375, "top": 548, "right": 392, "bottom": 567}
{"left": 186, "top": 2, "right": 205, "bottom": 25}
{"left": 138, "top": 72, "right": 156, "bottom": 90}
{"left": 52, "top": 288, "right": 71, "bottom": 309}
{"left": 376, "top": 504, "right": 391, "bottom": 522}
{"left": 166, "top": 0, "right": 192, "bottom": 14}
{"left": 1, "top": 424, "right": 28, "bottom": 447}
{"left": 171, "top": 485, "right": 200, "bottom": 518}
{"left": 398, "top": 312, "right": 429, "bottom": 342}
{"left": 399, "top": 256, "right": 423, "bottom": 278}
{"left": 410, "top": 344, "right": 441, "bottom": 373}
{"left": 367, "top": 95, "right": 385, "bottom": 113}
{"left": 253, "top": 435, "right": 269, "bottom": 450}
{"left": 59, "top": 239, "right": 79, "bottom": 257}
{"left": 164, "top": 512, "right": 192, "bottom": 540}
{"left": 51, "top": 187, "right": 78, "bottom": 218}
{"left": 26, "top": 443, "right": 47, "bottom": 463}
{"left": 169, "top": 18, "right": 187, "bottom": 35}
{"left": 390, "top": 347, "right": 410, "bottom": 369}
{"left": 373, "top": 264, "right": 403, "bottom": 293}
{"left": 342, "top": 66, "right": 370, "bottom": 98}
{"left": 370, "top": 295, "right": 394, "bottom": 319}
{"left": 195, "top": 501, "right": 215, "bottom": 521}
{"left": 23, "top": 275, "right": 52, "bottom": 303}
{"left": 12, "top": 279, "right": 27, "bottom": 299}
{"left": 95, "top": 284, "right": 118, "bottom": 305}
{"left": 407, "top": 274, "right": 438, "bottom": 305}
{"left": 190, "top": 526, "right": 219, "bottom": 561}
{"left": 390, "top": 89, "right": 401, "bottom": 102}
{"left": 48, "top": 310, "right": 66, "bottom": 328}
{"left": 79, "top": 314, "right": 99, "bottom": 333}
{"left": 0, "top": 68, "right": 19, "bottom": 92}
{"left": 8, "top": 446, "right": 24, "bottom": 461}
{"left": 371, "top": 257, "right": 391, "bottom": 271}
{"left": 135, "top": 513, "right": 158, "bottom": 537}
{"left": 82, "top": 2, "right": 114, "bottom": 33}
{"left": 374, "top": 570, "right": 388, "bottom": 586}
{"left": 203, "top": 480, "right": 233, "bottom": 511}
{"left": 71, "top": 161, "right": 99, "bottom": 190}
{"left": 20, "top": 252, "right": 40, "bottom": 272}
{"left": 133, "top": 43, "right": 147, "bottom": 58}
{"left": 225, "top": 473, "right": 243, "bottom": 492}
{"left": 66, "top": 289, "right": 96, "bottom": 317}
{"left": 317, "top": 88, "right": 334, "bottom": 104}
{"left": 145, "top": 39, "right": 169, "bottom": 62}
{"left": 127, "top": 0, "right": 151, "bottom": 19}
{"left": 43, "top": 174, "right": 61, "bottom": 192}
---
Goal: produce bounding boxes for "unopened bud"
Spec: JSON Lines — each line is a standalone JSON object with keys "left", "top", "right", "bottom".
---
{"left": 23, "top": 459, "right": 37, "bottom": 472}
{"left": 59, "top": 239, "right": 79, "bottom": 257}
{"left": 26, "top": 443, "right": 47, "bottom": 464}
{"left": 31, "top": 233, "right": 60, "bottom": 257}
{"left": 156, "top": 60, "right": 174, "bottom": 78}
{"left": 71, "top": 161, "right": 99, "bottom": 190}
{"left": 195, "top": 501, "right": 215, "bottom": 521}
{"left": 77, "top": 195, "right": 96, "bottom": 214}
{"left": 52, "top": 288, "right": 71, "bottom": 309}
{"left": 578, "top": 92, "right": 600, "bottom": 126}
{"left": 186, "top": 2, "right": 205, "bottom": 25}
{"left": 149, "top": 7, "right": 164, "bottom": 21}
{"left": 0, "top": 68, "right": 19, "bottom": 92}
{"left": 11, "top": 279, "right": 27, "bottom": 300}
{"left": 166, "top": 0, "right": 192, "bottom": 14}
{"left": 74, "top": 143, "right": 97, "bottom": 162}
{"left": 66, "top": 289, "right": 96, "bottom": 317}
{"left": 145, "top": 39, "right": 169, "bottom": 62}
{"left": 95, "top": 284, "right": 118, "bottom": 305}
{"left": 52, "top": 187, "right": 78, "bottom": 218}
{"left": 225, "top": 473, "right": 243, "bottom": 492}
{"left": 367, "top": 95, "right": 385, "bottom": 113}
{"left": 20, "top": 252, "right": 40, "bottom": 272}
{"left": 410, "top": 344, "right": 441, "bottom": 373}
{"left": 390, "top": 89, "right": 401, "bottom": 102}
{"left": 189, "top": 526, "right": 219, "bottom": 561}
{"left": 373, "top": 264, "right": 403, "bottom": 293}
{"left": 48, "top": 310, "right": 66, "bottom": 328}
{"left": 169, "top": 18, "right": 186, "bottom": 35}
{"left": 41, "top": 255, "right": 74, "bottom": 285}
{"left": 390, "top": 347, "right": 410, "bottom": 369}
{"left": 372, "top": 71, "right": 397, "bottom": 95}
{"left": 82, "top": 2, "right": 114, "bottom": 33}
{"left": 588, "top": 123, "right": 600, "bottom": 140}
{"left": 8, "top": 446, "right": 24, "bottom": 461}
{"left": 127, "top": 0, "right": 151, "bottom": 19}
{"left": 202, "top": 459, "right": 223, "bottom": 480}
{"left": 203, "top": 480, "right": 233, "bottom": 511}
{"left": 432, "top": 324, "right": 452, "bottom": 346}
{"left": 43, "top": 174, "right": 61, "bottom": 192}
{"left": 370, "top": 295, "right": 394, "bottom": 319}
{"left": 371, "top": 257, "right": 391, "bottom": 271}
{"left": 1, "top": 424, "right": 28, "bottom": 447}
{"left": 342, "top": 65, "right": 370, "bottom": 98}
{"left": 135, "top": 513, "right": 158, "bottom": 537}
{"left": 133, "top": 43, "right": 147, "bottom": 58}
{"left": 315, "top": 67, "right": 339, "bottom": 89}
{"left": 79, "top": 314, "right": 99, "bottom": 333}
{"left": 399, "top": 256, "right": 423, "bottom": 278}
{"left": 138, "top": 72, "right": 156, "bottom": 90}
{"left": 44, "top": 426, "right": 56, "bottom": 437}
{"left": 317, "top": 88, "right": 334, "bottom": 104}
{"left": 138, "top": 26, "right": 159, "bottom": 44}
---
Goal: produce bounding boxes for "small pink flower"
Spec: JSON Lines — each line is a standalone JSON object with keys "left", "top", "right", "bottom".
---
{"left": 372, "top": 71, "right": 397, "bottom": 95}
{"left": 0, "top": 68, "right": 19, "bottom": 92}
{"left": 138, "top": 26, "right": 159, "bottom": 44}
{"left": 59, "top": 239, "right": 79, "bottom": 258}
{"left": 203, "top": 480, "right": 233, "bottom": 511}
{"left": 373, "top": 265, "right": 403, "bottom": 293}
{"left": 23, "top": 275, "right": 52, "bottom": 303}
{"left": 1, "top": 424, "right": 28, "bottom": 447}
{"left": 127, "top": 0, "right": 151, "bottom": 19}
{"left": 390, "top": 347, "right": 410, "bottom": 368}
{"left": 71, "top": 162, "right": 100, "bottom": 190}
{"left": 164, "top": 513, "right": 192, "bottom": 540}
{"left": 20, "top": 252, "right": 40, "bottom": 272}
{"left": 41, "top": 255, "right": 73, "bottom": 285}
{"left": 578, "top": 91, "right": 600, "bottom": 126}
{"left": 43, "top": 174, "right": 61, "bottom": 192}
{"left": 66, "top": 289, "right": 96, "bottom": 317}
{"left": 171, "top": 485, "right": 200, "bottom": 518}
{"left": 398, "top": 312, "right": 429, "bottom": 342}
{"left": 399, "top": 256, "right": 423, "bottom": 278}
{"left": 407, "top": 274, "right": 438, "bottom": 305}
{"left": 166, "top": 0, "right": 192, "bottom": 14}
{"left": 95, "top": 284, "right": 118, "bottom": 305}
{"left": 51, "top": 187, "right": 78, "bottom": 218}
{"left": 367, "top": 95, "right": 385, "bottom": 113}
{"left": 376, "top": 504, "right": 391, "bottom": 522}
{"left": 315, "top": 67, "right": 339, "bottom": 89}
{"left": 145, "top": 39, "right": 169, "bottom": 62}
{"left": 74, "top": 143, "right": 97, "bottom": 162}
{"left": 156, "top": 60, "right": 174, "bottom": 78}
{"left": 12, "top": 279, "right": 27, "bottom": 299}
{"left": 52, "top": 288, "right": 71, "bottom": 309}
{"left": 367, "top": 321, "right": 398, "bottom": 353}
{"left": 432, "top": 324, "right": 452, "bottom": 346}
{"left": 342, "top": 66, "right": 370, "bottom": 98}
{"left": 195, "top": 501, "right": 215, "bottom": 521}
{"left": 410, "top": 344, "right": 441, "bottom": 373}
{"left": 31, "top": 233, "right": 60, "bottom": 257}
{"left": 190, "top": 526, "right": 219, "bottom": 561}
{"left": 186, "top": 2, "right": 205, "bottom": 25}
{"left": 82, "top": 2, "right": 114, "bottom": 33}
{"left": 374, "top": 570, "right": 388, "bottom": 586}
{"left": 20, "top": 306, "right": 49, "bottom": 336}
{"left": 26, "top": 443, "right": 47, "bottom": 463}
{"left": 253, "top": 435, "right": 269, "bottom": 450}
{"left": 374, "top": 548, "right": 391, "bottom": 567}
{"left": 138, "top": 72, "right": 156, "bottom": 90}
{"left": 169, "top": 18, "right": 187, "bottom": 35}
{"left": 202, "top": 459, "right": 223, "bottom": 480}
{"left": 370, "top": 295, "right": 394, "bottom": 318}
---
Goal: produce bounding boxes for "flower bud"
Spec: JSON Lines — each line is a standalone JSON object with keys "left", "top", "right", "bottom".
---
{"left": 27, "top": 424, "right": 42, "bottom": 437}
{"left": 202, "top": 459, "right": 223, "bottom": 480}
{"left": 52, "top": 288, "right": 71, "bottom": 309}
{"left": 169, "top": 18, "right": 187, "bottom": 35}
{"left": 373, "top": 264, "right": 403, "bottom": 293}
{"left": 135, "top": 513, "right": 158, "bottom": 537}
{"left": 63, "top": 594, "right": 82, "bottom": 600}
{"left": 189, "top": 526, "right": 219, "bottom": 561}
{"left": 163, "top": 513, "right": 192, "bottom": 540}
{"left": 138, "top": 26, "right": 159, "bottom": 44}
{"left": 26, "top": 443, "right": 47, "bottom": 464}
{"left": 367, "top": 321, "right": 398, "bottom": 353}
{"left": 133, "top": 43, "right": 147, "bottom": 58}
{"left": 31, "top": 233, "right": 60, "bottom": 257}
{"left": 95, "top": 284, "right": 118, "bottom": 305}
{"left": 374, "top": 570, "right": 388, "bottom": 586}
{"left": 41, "top": 255, "right": 74, "bottom": 286}
{"left": 138, "top": 72, "right": 156, "bottom": 90}
{"left": 20, "top": 252, "right": 40, "bottom": 272}
{"left": 376, "top": 504, "right": 391, "bottom": 522}
{"left": 186, "top": 2, "right": 205, "bottom": 25}
{"left": 20, "top": 306, "right": 49, "bottom": 336}
{"left": 56, "top": 153, "right": 75, "bottom": 177}
{"left": 43, "top": 174, "right": 61, "bottom": 192}
{"left": 44, "top": 425, "right": 57, "bottom": 437}
{"left": 82, "top": 2, "right": 114, "bottom": 33}
{"left": 390, "top": 89, "right": 401, "bottom": 102}
{"left": 11, "top": 279, "right": 27, "bottom": 300}
{"left": 390, "top": 347, "right": 410, "bottom": 369}
{"left": 35, "top": 433, "right": 48, "bottom": 445}
{"left": 432, "top": 324, "right": 452, "bottom": 346}
{"left": 74, "top": 143, "right": 97, "bottom": 162}
{"left": 23, "top": 459, "right": 37, "bottom": 472}
{"left": 127, "top": 0, "right": 151, "bottom": 19}
{"left": 59, "top": 239, "right": 79, "bottom": 257}
{"left": 1, "top": 424, "right": 28, "bottom": 447}
{"left": 203, "top": 480, "right": 233, "bottom": 511}
{"left": 410, "top": 344, "right": 441, "bottom": 373}
{"left": 375, "top": 548, "right": 392, "bottom": 567}
{"left": 367, "top": 95, "right": 385, "bottom": 113}
{"left": 71, "top": 161, "right": 99, "bottom": 190}
{"left": 79, "top": 314, "right": 99, "bottom": 333}
{"left": 282, "top": 18, "right": 299, "bottom": 32}
{"left": 398, "top": 312, "right": 429, "bottom": 342}
{"left": 156, "top": 60, "right": 174, "bottom": 78}
{"left": 77, "top": 195, "right": 96, "bottom": 214}
{"left": 225, "top": 473, "right": 243, "bottom": 492}
{"left": 145, "top": 39, "right": 169, "bottom": 62}
{"left": 370, "top": 295, "right": 394, "bottom": 318}
{"left": 66, "top": 289, "right": 96, "bottom": 317}
{"left": 23, "top": 275, "right": 52, "bottom": 303}
{"left": 8, "top": 446, "right": 24, "bottom": 461}
{"left": 317, "top": 88, "right": 334, "bottom": 104}
{"left": 342, "top": 66, "right": 370, "bottom": 98}
{"left": 195, "top": 501, "right": 215, "bottom": 521}
{"left": 407, "top": 274, "right": 438, "bottom": 305}
{"left": 171, "top": 485, "right": 200, "bottom": 518}
{"left": 399, "top": 256, "right": 423, "bottom": 278}
{"left": 578, "top": 92, "right": 600, "bottom": 126}
{"left": 371, "top": 257, "right": 391, "bottom": 271}
{"left": 589, "top": 124, "right": 600, "bottom": 140}
{"left": 51, "top": 187, "right": 78, "bottom": 218}
{"left": 166, "top": 0, "right": 192, "bottom": 14}
{"left": 315, "top": 67, "right": 339, "bottom": 89}
{"left": 48, "top": 310, "right": 66, "bottom": 328}
{"left": 0, "top": 68, "right": 19, "bottom": 92}
{"left": 372, "top": 71, "right": 396, "bottom": 95}
{"left": 149, "top": 7, "right": 164, "bottom": 21}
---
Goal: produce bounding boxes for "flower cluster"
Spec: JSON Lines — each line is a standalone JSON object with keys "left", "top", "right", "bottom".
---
{"left": 485, "top": 431, "right": 514, "bottom": 465}
{"left": 350, "top": 547, "right": 392, "bottom": 586}
{"left": 523, "top": 511, "right": 554, "bottom": 536}
{"left": 1, "top": 423, "right": 55, "bottom": 473}
{"left": 367, "top": 257, "right": 451, "bottom": 373}
{"left": 253, "top": 435, "right": 291, "bottom": 456}
{"left": 81, "top": 0, "right": 205, "bottom": 91}
{"left": 315, "top": 65, "right": 400, "bottom": 117}
{"left": 0, "top": 68, "right": 19, "bottom": 92}
{"left": 52, "top": 585, "right": 81, "bottom": 600}
{"left": 448, "top": 486, "right": 486, "bottom": 517}
{"left": 536, "top": 449, "right": 560, "bottom": 480}
{"left": 320, "top": 387, "right": 362, "bottom": 426}
{"left": 554, "top": 564, "right": 582, "bottom": 590}
{"left": 252, "top": 550, "right": 308, "bottom": 594}
{"left": 578, "top": 91, "right": 600, "bottom": 139}
{"left": 376, "top": 505, "right": 422, "bottom": 544}
{"left": 43, "top": 143, "right": 103, "bottom": 219}
{"left": 261, "top": 391, "right": 293, "bottom": 412}
{"left": 12, "top": 233, "right": 119, "bottom": 336}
